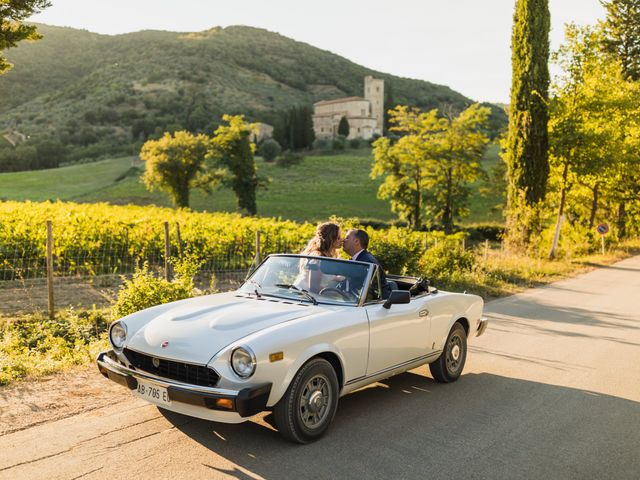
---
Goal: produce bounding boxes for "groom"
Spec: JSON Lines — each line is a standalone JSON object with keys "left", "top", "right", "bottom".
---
{"left": 342, "top": 228, "right": 392, "bottom": 299}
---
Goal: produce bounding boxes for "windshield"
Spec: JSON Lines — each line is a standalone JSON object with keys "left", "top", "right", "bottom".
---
{"left": 239, "top": 255, "right": 371, "bottom": 306}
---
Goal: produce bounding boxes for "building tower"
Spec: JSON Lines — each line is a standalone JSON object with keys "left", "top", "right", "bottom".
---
{"left": 364, "top": 76, "right": 385, "bottom": 135}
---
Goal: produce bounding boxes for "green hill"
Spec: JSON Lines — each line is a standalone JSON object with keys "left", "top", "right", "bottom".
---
{"left": 0, "top": 147, "right": 503, "bottom": 224}
{"left": 0, "top": 24, "right": 506, "bottom": 167}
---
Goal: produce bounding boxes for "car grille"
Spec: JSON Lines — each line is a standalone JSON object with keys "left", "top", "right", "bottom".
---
{"left": 123, "top": 348, "right": 220, "bottom": 387}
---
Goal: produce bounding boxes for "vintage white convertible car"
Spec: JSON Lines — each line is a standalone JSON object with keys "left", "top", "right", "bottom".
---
{"left": 97, "top": 254, "right": 487, "bottom": 443}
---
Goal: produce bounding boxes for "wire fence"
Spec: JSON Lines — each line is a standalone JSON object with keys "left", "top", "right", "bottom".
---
{"left": 0, "top": 221, "right": 309, "bottom": 317}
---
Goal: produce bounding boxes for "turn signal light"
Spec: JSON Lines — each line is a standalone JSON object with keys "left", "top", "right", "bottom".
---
{"left": 269, "top": 352, "right": 284, "bottom": 362}
{"left": 215, "top": 398, "right": 234, "bottom": 410}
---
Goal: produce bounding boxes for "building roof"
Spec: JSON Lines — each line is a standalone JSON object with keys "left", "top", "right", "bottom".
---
{"left": 314, "top": 96, "right": 367, "bottom": 106}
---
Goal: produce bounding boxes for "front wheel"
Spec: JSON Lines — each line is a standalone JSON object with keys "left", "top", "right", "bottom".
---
{"left": 429, "top": 322, "right": 467, "bottom": 383}
{"left": 273, "top": 358, "right": 339, "bottom": 444}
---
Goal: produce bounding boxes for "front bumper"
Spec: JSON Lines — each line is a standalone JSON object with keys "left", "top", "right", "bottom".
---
{"left": 476, "top": 316, "right": 489, "bottom": 337}
{"left": 96, "top": 351, "right": 271, "bottom": 418}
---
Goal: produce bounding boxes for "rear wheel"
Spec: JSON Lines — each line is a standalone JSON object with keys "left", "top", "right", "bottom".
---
{"left": 429, "top": 322, "right": 467, "bottom": 383}
{"left": 273, "top": 358, "right": 339, "bottom": 444}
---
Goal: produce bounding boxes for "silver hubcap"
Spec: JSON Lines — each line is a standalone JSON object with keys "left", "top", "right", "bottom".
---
{"left": 446, "top": 334, "right": 464, "bottom": 374}
{"left": 451, "top": 345, "right": 460, "bottom": 361}
{"left": 299, "top": 374, "right": 331, "bottom": 429}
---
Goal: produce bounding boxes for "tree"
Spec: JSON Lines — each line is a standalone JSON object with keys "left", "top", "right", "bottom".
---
{"left": 601, "top": 0, "right": 640, "bottom": 80}
{"left": 505, "top": 0, "right": 551, "bottom": 249}
{"left": 140, "top": 131, "right": 211, "bottom": 208}
{"left": 338, "top": 116, "right": 350, "bottom": 137}
{"left": 208, "top": 115, "right": 266, "bottom": 215}
{"left": 1, "top": 1, "right": 51, "bottom": 74}
{"left": 273, "top": 105, "right": 315, "bottom": 151}
{"left": 371, "top": 104, "right": 489, "bottom": 231}
{"left": 258, "top": 138, "right": 281, "bottom": 162}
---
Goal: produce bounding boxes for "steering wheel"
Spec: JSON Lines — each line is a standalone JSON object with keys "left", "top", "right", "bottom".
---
{"left": 319, "top": 287, "right": 359, "bottom": 302}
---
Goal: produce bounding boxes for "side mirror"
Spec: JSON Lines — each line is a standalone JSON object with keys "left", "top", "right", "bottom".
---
{"left": 383, "top": 290, "right": 410, "bottom": 309}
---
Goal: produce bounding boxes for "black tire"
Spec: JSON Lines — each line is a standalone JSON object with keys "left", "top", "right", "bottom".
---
{"left": 429, "top": 322, "right": 467, "bottom": 383}
{"left": 273, "top": 358, "right": 339, "bottom": 444}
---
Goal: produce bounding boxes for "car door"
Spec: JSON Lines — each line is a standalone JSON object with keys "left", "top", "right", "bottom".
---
{"left": 363, "top": 267, "right": 433, "bottom": 375}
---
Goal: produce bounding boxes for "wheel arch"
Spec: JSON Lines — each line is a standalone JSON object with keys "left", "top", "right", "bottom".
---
{"left": 266, "top": 343, "right": 345, "bottom": 407}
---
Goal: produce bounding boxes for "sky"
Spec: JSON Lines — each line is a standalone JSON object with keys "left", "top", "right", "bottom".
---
{"left": 30, "top": 0, "right": 607, "bottom": 104}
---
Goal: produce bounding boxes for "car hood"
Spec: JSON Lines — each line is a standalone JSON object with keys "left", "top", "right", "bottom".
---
{"left": 126, "top": 292, "right": 319, "bottom": 364}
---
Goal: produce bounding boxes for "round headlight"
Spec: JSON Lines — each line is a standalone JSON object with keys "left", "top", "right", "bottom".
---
{"left": 231, "top": 346, "right": 256, "bottom": 378}
{"left": 110, "top": 322, "right": 127, "bottom": 350}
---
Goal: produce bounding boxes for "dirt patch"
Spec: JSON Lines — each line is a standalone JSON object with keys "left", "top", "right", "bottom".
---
{"left": 0, "top": 363, "right": 128, "bottom": 436}
{"left": 0, "top": 279, "right": 116, "bottom": 316}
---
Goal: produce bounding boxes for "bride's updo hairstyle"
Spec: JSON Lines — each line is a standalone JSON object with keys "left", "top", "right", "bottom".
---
{"left": 301, "top": 222, "right": 341, "bottom": 258}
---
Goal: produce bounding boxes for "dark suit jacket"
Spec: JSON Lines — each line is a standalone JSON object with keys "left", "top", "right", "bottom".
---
{"left": 353, "top": 250, "right": 392, "bottom": 299}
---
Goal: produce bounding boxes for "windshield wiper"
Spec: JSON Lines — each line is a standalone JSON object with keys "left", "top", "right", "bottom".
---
{"left": 245, "top": 279, "right": 262, "bottom": 298}
{"left": 274, "top": 283, "right": 318, "bottom": 305}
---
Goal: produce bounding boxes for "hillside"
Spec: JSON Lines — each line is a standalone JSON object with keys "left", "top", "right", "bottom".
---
{"left": 0, "top": 24, "right": 506, "bottom": 167}
{"left": 0, "top": 148, "right": 503, "bottom": 224}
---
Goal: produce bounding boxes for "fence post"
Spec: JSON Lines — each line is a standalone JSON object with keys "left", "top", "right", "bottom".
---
{"left": 46, "top": 220, "right": 55, "bottom": 320}
{"left": 255, "top": 230, "right": 261, "bottom": 266}
{"left": 164, "top": 221, "right": 171, "bottom": 281}
{"left": 484, "top": 239, "right": 489, "bottom": 261}
{"left": 461, "top": 238, "right": 466, "bottom": 250}
{"left": 175, "top": 222, "right": 183, "bottom": 258}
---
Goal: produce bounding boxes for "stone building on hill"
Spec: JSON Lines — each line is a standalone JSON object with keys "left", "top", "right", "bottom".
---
{"left": 312, "top": 76, "right": 384, "bottom": 140}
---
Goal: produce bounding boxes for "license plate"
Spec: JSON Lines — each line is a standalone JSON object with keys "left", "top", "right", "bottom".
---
{"left": 135, "top": 379, "right": 171, "bottom": 407}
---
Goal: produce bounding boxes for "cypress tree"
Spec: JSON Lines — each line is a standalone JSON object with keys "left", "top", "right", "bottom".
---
{"left": 338, "top": 116, "right": 350, "bottom": 137}
{"left": 505, "top": 0, "right": 551, "bottom": 248}
{"left": 602, "top": 0, "right": 640, "bottom": 81}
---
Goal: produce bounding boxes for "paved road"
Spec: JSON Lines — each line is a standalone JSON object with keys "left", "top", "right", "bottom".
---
{"left": 1, "top": 256, "right": 639, "bottom": 480}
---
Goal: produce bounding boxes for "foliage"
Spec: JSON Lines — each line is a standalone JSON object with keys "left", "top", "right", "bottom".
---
{"left": 371, "top": 104, "right": 490, "bottom": 231}
{"left": 272, "top": 105, "right": 315, "bottom": 151}
{"left": 140, "top": 130, "right": 212, "bottom": 208}
{"left": 349, "top": 138, "right": 361, "bottom": 149}
{"left": 111, "top": 256, "right": 200, "bottom": 318}
{"left": 0, "top": 0, "right": 50, "bottom": 74}
{"left": 258, "top": 138, "right": 281, "bottom": 162}
{"left": 0, "top": 307, "right": 109, "bottom": 385}
{"left": 338, "top": 116, "right": 350, "bottom": 137}
{"left": 208, "top": 114, "right": 266, "bottom": 215}
{"left": 505, "top": 0, "right": 551, "bottom": 249}
{"left": 601, "top": 0, "right": 640, "bottom": 80}
{"left": 545, "top": 23, "right": 640, "bottom": 255}
{"left": 312, "top": 138, "right": 330, "bottom": 151}
{"left": 418, "top": 238, "right": 475, "bottom": 279}
{"left": 276, "top": 150, "right": 304, "bottom": 168}
{"left": 332, "top": 135, "right": 346, "bottom": 150}
{"left": 0, "top": 25, "right": 490, "bottom": 167}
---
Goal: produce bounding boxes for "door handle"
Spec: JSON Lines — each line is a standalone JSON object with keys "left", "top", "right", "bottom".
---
{"left": 419, "top": 309, "right": 429, "bottom": 317}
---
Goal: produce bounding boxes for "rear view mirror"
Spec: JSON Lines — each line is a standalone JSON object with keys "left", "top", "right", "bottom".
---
{"left": 383, "top": 290, "right": 410, "bottom": 309}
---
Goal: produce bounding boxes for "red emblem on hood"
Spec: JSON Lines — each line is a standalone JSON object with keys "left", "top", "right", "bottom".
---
{"left": 161, "top": 341, "right": 169, "bottom": 348}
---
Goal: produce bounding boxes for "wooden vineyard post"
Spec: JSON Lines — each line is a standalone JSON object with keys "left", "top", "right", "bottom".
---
{"left": 175, "top": 222, "right": 183, "bottom": 258}
{"left": 46, "top": 220, "right": 55, "bottom": 319}
{"left": 484, "top": 239, "right": 489, "bottom": 261}
{"left": 255, "top": 230, "right": 261, "bottom": 266}
{"left": 164, "top": 221, "right": 171, "bottom": 281}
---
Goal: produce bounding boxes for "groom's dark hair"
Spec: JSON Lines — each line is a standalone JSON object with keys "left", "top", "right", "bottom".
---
{"left": 352, "top": 229, "right": 369, "bottom": 249}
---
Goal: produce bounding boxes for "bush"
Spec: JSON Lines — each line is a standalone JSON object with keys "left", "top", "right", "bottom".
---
{"left": 332, "top": 135, "right": 346, "bottom": 150}
{"left": 258, "top": 138, "right": 282, "bottom": 162}
{"left": 349, "top": 138, "right": 361, "bottom": 149}
{"left": 0, "top": 308, "right": 110, "bottom": 385}
{"left": 111, "top": 256, "right": 201, "bottom": 318}
{"left": 312, "top": 138, "right": 330, "bottom": 151}
{"left": 418, "top": 240, "right": 475, "bottom": 279}
{"left": 276, "top": 150, "right": 304, "bottom": 168}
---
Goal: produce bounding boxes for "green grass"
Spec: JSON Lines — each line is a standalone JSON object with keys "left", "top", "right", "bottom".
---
{"left": 0, "top": 146, "right": 505, "bottom": 225}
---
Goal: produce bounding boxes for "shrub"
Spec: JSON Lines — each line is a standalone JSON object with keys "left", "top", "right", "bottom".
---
{"left": 0, "top": 308, "right": 110, "bottom": 385}
{"left": 312, "top": 138, "right": 330, "bottom": 151}
{"left": 111, "top": 256, "right": 201, "bottom": 318}
{"left": 349, "top": 138, "right": 361, "bottom": 149}
{"left": 276, "top": 150, "right": 304, "bottom": 168}
{"left": 418, "top": 240, "right": 476, "bottom": 280}
{"left": 332, "top": 135, "right": 346, "bottom": 150}
{"left": 258, "top": 138, "right": 281, "bottom": 162}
